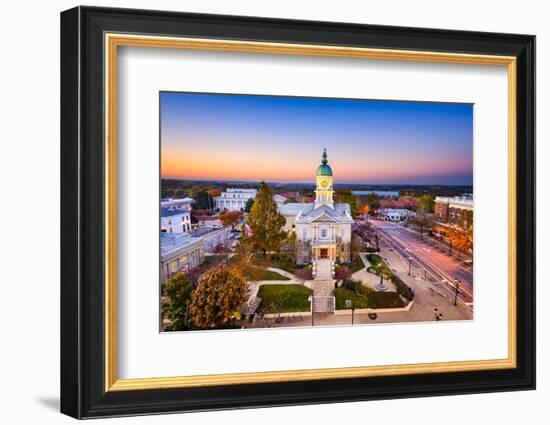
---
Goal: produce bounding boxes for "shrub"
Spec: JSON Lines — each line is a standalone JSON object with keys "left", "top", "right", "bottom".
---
{"left": 335, "top": 266, "right": 351, "bottom": 280}
{"left": 390, "top": 275, "right": 414, "bottom": 301}
{"left": 367, "top": 292, "right": 405, "bottom": 309}
{"left": 343, "top": 279, "right": 358, "bottom": 291}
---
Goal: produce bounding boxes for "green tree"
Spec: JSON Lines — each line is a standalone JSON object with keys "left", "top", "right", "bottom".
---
{"left": 188, "top": 265, "right": 247, "bottom": 329}
{"left": 247, "top": 182, "right": 286, "bottom": 260}
{"left": 418, "top": 194, "right": 435, "bottom": 213}
{"left": 365, "top": 193, "right": 380, "bottom": 215}
{"left": 335, "top": 190, "right": 361, "bottom": 218}
{"left": 188, "top": 188, "right": 211, "bottom": 210}
{"left": 163, "top": 273, "right": 194, "bottom": 331}
{"left": 244, "top": 197, "right": 255, "bottom": 213}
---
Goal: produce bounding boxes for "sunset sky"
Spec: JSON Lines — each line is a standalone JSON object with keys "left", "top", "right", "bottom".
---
{"left": 160, "top": 92, "right": 473, "bottom": 185}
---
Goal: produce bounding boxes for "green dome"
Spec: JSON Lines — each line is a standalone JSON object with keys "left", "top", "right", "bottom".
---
{"left": 316, "top": 148, "right": 333, "bottom": 176}
{"left": 317, "top": 164, "right": 333, "bottom": 176}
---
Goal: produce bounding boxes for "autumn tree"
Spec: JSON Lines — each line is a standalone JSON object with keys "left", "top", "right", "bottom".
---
{"left": 229, "top": 229, "right": 263, "bottom": 282}
{"left": 247, "top": 181, "right": 286, "bottom": 260}
{"left": 207, "top": 188, "right": 221, "bottom": 198}
{"left": 447, "top": 226, "right": 473, "bottom": 258}
{"left": 188, "top": 265, "right": 247, "bottom": 329}
{"left": 163, "top": 273, "right": 194, "bottom": 331}
{"left": 281, "top": 231, "right": 297, "bottom": 263}
{"left": 219, "top": 210, "right": 243, "bottom": 230}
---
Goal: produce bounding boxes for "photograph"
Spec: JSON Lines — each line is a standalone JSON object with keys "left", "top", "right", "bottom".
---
{"left": 57, "top": 5, "right": 536, "bottom": 419}
{"left": 159, "top": 92, "right": 475, "bottom": 331}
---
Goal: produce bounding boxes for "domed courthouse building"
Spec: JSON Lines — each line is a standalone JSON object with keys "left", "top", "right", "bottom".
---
{"left": 278, "top": 149, "right": 354, "bottom": 270}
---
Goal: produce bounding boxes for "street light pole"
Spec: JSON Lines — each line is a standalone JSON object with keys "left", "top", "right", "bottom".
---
{"left": 454, "top": 279, "right": 460, "bottom": 306}
{"left": 408, "top": 257, "right": 412, "bottom": 276}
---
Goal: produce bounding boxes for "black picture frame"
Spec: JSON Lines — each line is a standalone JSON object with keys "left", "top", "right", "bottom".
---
{"left": 61, "top": 5, "right": 535, "bottom": 419}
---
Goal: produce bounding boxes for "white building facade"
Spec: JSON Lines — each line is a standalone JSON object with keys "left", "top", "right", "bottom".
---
{"left": 278, "top": 149, "right": 354, "bottom": 265}
{"left": 214, "top": 188, "right": 257, "bottom": 211}
{"left": 380, "top": 208, "right": 415, "bottom": 221}
{"left": 160, "top": 197, "right": 193, "bottom": 233}
{"left": 190, "top": 227, "right": 230, "bottom": 253}
{"left": 160, "top": 233, "right": 204, "bottom": 284}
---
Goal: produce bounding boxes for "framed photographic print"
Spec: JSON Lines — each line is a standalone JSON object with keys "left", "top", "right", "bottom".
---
{"left": 60, "top": 6, "right": 536, "bottom": 419}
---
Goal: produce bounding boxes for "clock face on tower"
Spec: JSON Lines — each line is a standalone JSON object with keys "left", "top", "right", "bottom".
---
{"left": 321, "top": 180, "right": 328, "bottom": 188}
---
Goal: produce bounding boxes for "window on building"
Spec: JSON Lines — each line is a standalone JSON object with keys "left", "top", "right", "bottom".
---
{"left": 169, "top": 261, "right": 178, "bottom": 274}
{"left": 321, "top": 229, "right": 328, "bottom": 238}
{"left": 302, "top": 229, "right": 307, "bottom": 239}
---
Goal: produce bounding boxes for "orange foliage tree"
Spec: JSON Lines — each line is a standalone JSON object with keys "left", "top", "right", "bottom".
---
{"left": 219, "top": 210, "right": 243, "bottom": 230}
{"left": 188, "top": 265, "right": 247, "bottom": 329}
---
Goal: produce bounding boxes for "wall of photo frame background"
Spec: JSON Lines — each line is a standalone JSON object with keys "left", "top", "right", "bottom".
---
{"left": 1, "top": 1, "right": 545, "bottom": 424}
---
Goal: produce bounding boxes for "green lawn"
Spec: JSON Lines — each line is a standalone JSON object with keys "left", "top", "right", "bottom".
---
{"left": 254, "top": 269, "right": 290, "bottom": 281}
{"left": 257, "top": 284, "right": 312, "bottom": 313}
{"left": 366, "top": 253, "right": 393, "bottom": 276}
{"left": 253, "top": 254, "right": 307, "bottom": 274}
{"left": 334, "top": 287, "right": 369, "bottom": 309}
{"left": 349, "top": 256, "right": 366, "bottom": 273}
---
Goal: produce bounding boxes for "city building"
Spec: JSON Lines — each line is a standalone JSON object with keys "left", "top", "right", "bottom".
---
{"left": 214, "top": 188, "right": 257, "bottom": 211}
{"left": 160, "top": 233, "right": 204, "bottom": 284}
{"left": 380, "top": 208, "right": 416, "bottom": 221}
{"left": 160, "top": 198, "right": 193, "bottom": 233}
{"left": 434, "top": 194, "right": 474, "bottom": 228}
{"left": 278, "top": 149, "right": 354, "bottom": 264}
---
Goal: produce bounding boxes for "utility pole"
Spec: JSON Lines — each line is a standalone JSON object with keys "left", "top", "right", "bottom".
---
{"left": 454, "top": 279, "right": 461, "bottom": 306}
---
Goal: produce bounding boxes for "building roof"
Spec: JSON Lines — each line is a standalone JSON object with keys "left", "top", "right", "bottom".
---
{"left": 279, "top": 202, "right": 353, "bottom": 223}
{"left": 161, "top": 198, "right": 194, "bottom": 207}
{"left": 161, "top": 207, "right": 190, "bottom": 217}
{"left": 300, "top": 203, "right": 353, "bottom": 222}
{"left": 278, "top": 203, "right": 314, "bottom": 216}
{"left": 160, "top": 233, "right": 202, "bottom": 257}
{"left": 190, "top": 227, "right": 225, "bottom": 237}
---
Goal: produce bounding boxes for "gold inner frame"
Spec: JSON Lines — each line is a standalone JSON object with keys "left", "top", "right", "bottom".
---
{"left": 104, "top": 33, "right": 517, "bottom": 392}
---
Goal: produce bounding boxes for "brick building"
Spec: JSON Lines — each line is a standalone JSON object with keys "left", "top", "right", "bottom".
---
{"left": 434, "top": 194, "right": 474, "bottom": 229}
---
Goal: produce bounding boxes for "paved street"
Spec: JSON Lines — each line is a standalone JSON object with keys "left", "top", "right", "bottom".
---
{"left": 369, "top": 219, "right": 474, "bottom": 304}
